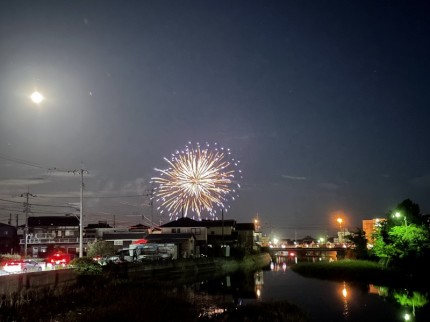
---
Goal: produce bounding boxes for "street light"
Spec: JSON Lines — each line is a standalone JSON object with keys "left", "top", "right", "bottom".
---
{"left": 254, "top": 218, "right": 260, "bottom": 232}
{"left": 393, "top": 211, "right": 407, "bottom": 226}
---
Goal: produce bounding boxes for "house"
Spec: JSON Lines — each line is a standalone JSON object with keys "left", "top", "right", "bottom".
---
{"left": 22, "top": 216, "right": 96, "bottom": 258}
{"left": 160, "top": 217, "right": 207, "bottom": 256}
{"left": 158, "top": 217, "right": 257, "bottom": 257}
{"left": 129, "top": 223, "right": 152, "bottom": 233}
{"left": 201, "top": 219, "right": 237, "bottom": 248}
{"left": 0, "top": 223, "right": 19, "bottom": 254}
{"left": 103, "top": 231, "right": 148, "bottom": 250}
{"left": 145, "top": 233, "right": 196, "bottom": 258}
{"left": 84, "top": 221, "right": 115, "bottom": 239}
{"left": 236, "top": 223, "right": 257, "bottom": 252}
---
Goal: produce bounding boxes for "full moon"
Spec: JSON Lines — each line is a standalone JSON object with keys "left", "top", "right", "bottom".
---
{"left": 30, "top": 91, "right": 44, "bottom": 104}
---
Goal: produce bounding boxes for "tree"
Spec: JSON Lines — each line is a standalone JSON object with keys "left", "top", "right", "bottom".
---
{"left": 390, "top": 198, "right": 422, "bottom": 226}
{"left": 345, "top": 228, "right": 369, "bottom": 259}
{"left": 371, "top": 199, "right": 430, "bottom": 268}
{"left": 86, "top": 240, "right": 115, "bottom": 258}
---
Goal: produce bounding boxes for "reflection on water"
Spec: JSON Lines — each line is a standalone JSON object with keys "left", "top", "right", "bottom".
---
{"left": 369, "top": 285, "right": 429, "bottom": 320}
{"left": 341, "top": 281, "right": 349, "bottom": 320}
{"left": 255, "top": 270, "right": 263, "bottom": 300}
{"left": 188, "top": 261, "right": 430, "bottom": 321}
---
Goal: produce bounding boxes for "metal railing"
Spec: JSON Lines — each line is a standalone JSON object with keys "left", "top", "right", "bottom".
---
{"left": 19, "top": 237, "right": 96, "bottom": 245}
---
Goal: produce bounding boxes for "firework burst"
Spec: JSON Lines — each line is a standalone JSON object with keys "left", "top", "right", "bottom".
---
{"left": 151, "top": 142, "right": 242, "bottom": 220}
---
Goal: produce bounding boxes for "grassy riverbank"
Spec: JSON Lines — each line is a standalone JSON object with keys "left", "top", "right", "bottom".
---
{"left": 290, "top": 259, "right": 429, "bottom": 290}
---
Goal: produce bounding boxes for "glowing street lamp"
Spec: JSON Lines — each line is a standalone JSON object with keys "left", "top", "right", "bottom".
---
{"left": 254, "top": 218, "right": 260, "bottom": 232}
{"left": 393, "top": 211, "right": 407, "bottom": 226}
{"left": 30, "top": 91, "right": 44, "bottom": 104}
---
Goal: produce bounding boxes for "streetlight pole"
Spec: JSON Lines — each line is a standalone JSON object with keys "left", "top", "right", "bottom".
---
{"left": 337, "top": 217, "right": 343, "bottom": 244}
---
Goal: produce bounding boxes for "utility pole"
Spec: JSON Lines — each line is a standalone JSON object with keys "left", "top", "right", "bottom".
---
{"left": 21, "top": 189, "right": 36, "bottom": 257}
{"left": 49, "top": 165, "right": 88, "bottom": 258}
{"left": 143, "top": 188, "right": 154, "bottom": 230}
{"left": 221, "top": 208, "right": 224, "bottom": 252}
{"left": 72, "top": 167, "right": 88, "bottom": 258}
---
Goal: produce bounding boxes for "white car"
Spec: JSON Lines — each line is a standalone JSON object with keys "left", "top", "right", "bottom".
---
{"left": 22, "top": 259, "right": 43, "bottom": 272}
{"left": 2, "top": 260, "right": 24, "bottom": 274}
{"left": 2, "top": 259, "right": 43, "bottom": 274}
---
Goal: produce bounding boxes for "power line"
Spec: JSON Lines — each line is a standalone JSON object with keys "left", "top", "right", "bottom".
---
{"left": 36, "top": 194, "right": 146, "bottom": 199}
{"left": 0, "top": 153, "right": 50, "bottom": 170}
{"left": 0, "top": 198, "right": 23, "bottom": 204}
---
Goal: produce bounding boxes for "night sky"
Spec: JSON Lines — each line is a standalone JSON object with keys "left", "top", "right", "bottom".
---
{"left": 1, "top": 1, "right": 429, "bottom": 239}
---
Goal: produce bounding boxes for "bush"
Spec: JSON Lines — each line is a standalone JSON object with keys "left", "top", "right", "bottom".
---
{"left": 70, "top": 257, "right": 103, "bottom": 275}
{"left": 86, "top": 240, "right": 115, "bottom": 258}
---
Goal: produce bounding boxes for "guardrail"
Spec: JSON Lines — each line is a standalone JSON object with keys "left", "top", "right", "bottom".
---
{"left": 19, "top": 238, "right": 96, "bottom": 245}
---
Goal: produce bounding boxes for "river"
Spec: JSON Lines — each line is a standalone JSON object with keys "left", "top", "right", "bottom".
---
{"left": 190, "top": 261, "right": 430, "bottom": 321}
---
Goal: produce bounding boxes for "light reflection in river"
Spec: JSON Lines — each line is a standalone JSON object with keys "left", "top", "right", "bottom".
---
{"left": 341, "top": 281, "right": 349, "bottom": 320}
{"left": 188, "top": 261, "right": 429, "bottom": 321}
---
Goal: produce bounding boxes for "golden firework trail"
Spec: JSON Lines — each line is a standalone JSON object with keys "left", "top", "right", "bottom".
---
{"left": 152, "top": 142, "right": 241, "bottom": 220}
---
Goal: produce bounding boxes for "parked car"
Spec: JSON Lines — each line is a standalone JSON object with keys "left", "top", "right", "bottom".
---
{"left": 22, "top": 259, "right": 43, "bottom": 272}
{"left": 2, "top": 260, "right": 24, "bottom": 274}
{"left": 1, "top": 259, "right": 44, "bottom": 274}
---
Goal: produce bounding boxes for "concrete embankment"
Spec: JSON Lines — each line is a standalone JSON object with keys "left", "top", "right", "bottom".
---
{"left": 0, "top": 269, "right": 76, "bottom": 295}
{"left": 0, "top": 253, "right": 272, "bottom": 295}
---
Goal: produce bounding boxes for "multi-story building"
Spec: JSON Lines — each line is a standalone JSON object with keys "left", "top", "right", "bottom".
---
{"left": 362, "top": 218, "right": 386, "bottom": 246}
{"left": 20, "top": 216, "right": 96, "bottom": 258}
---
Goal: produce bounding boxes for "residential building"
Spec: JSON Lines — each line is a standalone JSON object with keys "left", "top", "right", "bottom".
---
{"left": 160, "top": 217, "right": 207, "bottom": 256}
{"left": 21, "top": 216, "right": 96, "bottom": 258}
{"left": 103, "top": 231, "right": 148, "bottom": 250}
{"left": 0, "top": 223, "right": 19, "bottom": 254}
{"left": 236, "top": 223, "right": 257, "bottom": 252}
{"left": 362, "top": 218, "right": 386, "bottom": 246}
{"left": 145, "top": 233, "right": 196, "bottom": 258}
